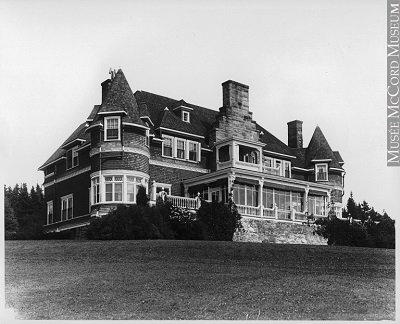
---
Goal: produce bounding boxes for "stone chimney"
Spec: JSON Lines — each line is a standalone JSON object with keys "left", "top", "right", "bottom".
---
{"left": 287, "top": 120, "right": 303, "bottom": 148}
{"left": 101, "top": 79, "right": 112, "bottom": 103}
{"left": 209, "top": 80, "right": 259, "bottom": 144}
{"left": 222, "top": 80, "right": 249, "bottom": 112}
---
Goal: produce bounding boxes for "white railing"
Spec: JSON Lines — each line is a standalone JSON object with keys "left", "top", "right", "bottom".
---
{"left": 294, "top": 212, "right": 307, "bottom": 221}
{"left": 263, "top": 207, "right": 275, "bottom": 218}
{"left": 167, "top": 195, "right": 200, "bottom": 210}
{"left": 237, "top": 205, "right": 260, "bottom": 216}
{"left": 262, "top": 166, "right": 280, "bottom": 175}
{"left": 277, "top": 210, "right": 291, "bottom": 220}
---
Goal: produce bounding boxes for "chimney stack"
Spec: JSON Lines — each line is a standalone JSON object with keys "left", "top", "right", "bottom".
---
{"left": 101, "top": 79, "right": 112, "bottom": 103}
{"left": 222, "top": 80, "right": 249, "bottom": 112}
{"left": 287, "top": 120, "right": 303, "bottom": 148}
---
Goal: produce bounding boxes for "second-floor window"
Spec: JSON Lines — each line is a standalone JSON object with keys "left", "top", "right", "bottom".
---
{"left": 316, "top": 164, "right": 328, "bottom": 181}
{"left": 162, "top": 136, "right": 201, "bottom": 161}
{"left": 66, "top": 146, "right": 79, "bottom": 169}
{"left": 105, "top": 117, "right": 120, "bottom": 141}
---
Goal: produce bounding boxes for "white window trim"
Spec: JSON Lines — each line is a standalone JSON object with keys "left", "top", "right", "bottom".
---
{"left": 61, "top": 194, "right": 73, "bottom": 221}
{"left": 47, "top": 201, "right": 53, "bottom": 225}
{"left": 162, "top": 135, "right": 174, "bottom": 158}
{"left": 104, "top": 116, "right": 121, "bottom": 141}
{"left": 182, "top": 110, "right": 190, "bottom": 123}
{"left": 283, "top": 161, "right": 291, "bottom": 178}
{"left": 90, "top": 171, "right": 149, "bottom": 205}
{"left": 66, "top": 146, "right": 79, "bottom": 170}
{"left": 315, "top": 163, "right": 328, "bottom": 181}
{"left": 162, "top": 136, "right": 201, "bottom": 162}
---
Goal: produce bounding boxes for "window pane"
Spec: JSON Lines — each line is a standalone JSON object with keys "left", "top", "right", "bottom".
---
{"left": 106, "top": 184, "right": 113, "bottom": 201}
{"left": 164, "top": 138, "right": 173, "bottom": 157}
{"left": 127, "top": 183, "right": 135, "bottom": 202}
{"left": 114, "top": 184, "right": 122, "bottom": 201}
{"left": 189, "top": 142, "right": 197, "bottom": 161}
{"left": 177, "top": 139, "right": 185, "bottom": 159}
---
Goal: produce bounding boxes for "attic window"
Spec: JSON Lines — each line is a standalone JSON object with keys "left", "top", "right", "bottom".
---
{"left": 182, "top": 111, "right": 190, "bottom": 123}
{"left": 66, "top": 146, "right": 79, "bottom": 170}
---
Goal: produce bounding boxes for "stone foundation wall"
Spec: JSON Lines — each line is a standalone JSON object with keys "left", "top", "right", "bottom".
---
{"left": 234, "top": 217, "right": 327, "bottom": 245}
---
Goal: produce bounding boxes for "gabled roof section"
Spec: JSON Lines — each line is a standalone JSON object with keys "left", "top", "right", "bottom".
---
{"left": 256, "top": 124, "right": 293, "bottom": 157}
{"left": 134, "top": 91, "right": 218, "bottom": 139}
{"left": 333, "top": 151, "right": 344, "bottom": 165}
{"left": 305, "top": 126, "right": 343, "bottom": 169}
{"left": 39, "top": 122, "right": 90, "bottom": 170}
{"left": 86, "top": 105, "right": 100, "bottom": 121}
{"left": 95, "top": 69, "right": 145, "bottom": 127}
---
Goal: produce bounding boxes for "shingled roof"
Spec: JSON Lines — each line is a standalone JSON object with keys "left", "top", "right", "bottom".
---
{"left": 40, "top": 71, "right": 344, "bottom": 172}
{"left": 94, "top": 69, "right": 145, "bottom": 127}
{"left": 39, "top": 122, "right": 89, "bottom": 170}
{"left": 305, "top": 126, "right": 343, "bottom": 169}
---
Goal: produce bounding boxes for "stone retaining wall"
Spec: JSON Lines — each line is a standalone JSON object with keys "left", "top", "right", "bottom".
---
{"left": 234, "top": 217, "right": 327, "bottom": 245}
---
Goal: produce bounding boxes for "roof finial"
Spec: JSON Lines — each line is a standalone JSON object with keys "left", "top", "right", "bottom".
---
{"left": 109, "top": 68, "right": 116, "bottom": 81}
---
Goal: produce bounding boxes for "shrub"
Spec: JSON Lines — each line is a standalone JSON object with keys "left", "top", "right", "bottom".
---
{"left": 169, "top": 206, "right": 205, "bottom": 240}
{"left": 196, "top": 199, "right": 242, "bottom": 241}
{"left": 315, "top": 217, "right": 395, "bottom": 248}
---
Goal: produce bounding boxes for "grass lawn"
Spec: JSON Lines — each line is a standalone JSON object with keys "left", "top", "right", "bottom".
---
{"left": 5, "top": 240, "right": 395, "bottom": 320}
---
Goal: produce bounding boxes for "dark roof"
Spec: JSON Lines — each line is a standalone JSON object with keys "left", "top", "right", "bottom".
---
{"left": 40, "top": 71, "right": 344, "bottom": 172}
{"left": 39, "top": 122, "right": 89, "bottom": 170}
{"left": 256, "top": 123, "right": 293, "bottom": 157}
{"left": 305, "top": 126, "right": 343, "bottom": 169}
{"left": 96, "top": 69, "right": 145, "bottom": 127}
{"left": 134, "top": 91, "right": 218, "bottom": 139}
{"left": 87, "top": 105, "right": 100, "bottom": 121}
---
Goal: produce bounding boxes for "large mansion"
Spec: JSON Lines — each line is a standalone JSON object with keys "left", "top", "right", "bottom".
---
{"left": 39, "top": 69, "right": 345, "bottom": 234}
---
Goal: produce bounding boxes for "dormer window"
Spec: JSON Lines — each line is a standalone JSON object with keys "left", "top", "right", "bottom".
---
{"left": 316, "top": 163, "right": 328, "bottom": 181}
{"left": 66, "top": 146, "right": 79, "bottom": 169}
{"left": 105, "top": 116, "right": 120, "bottom": 141}
{"left": 182, "top": 111, "right": 190, "bottom": 123}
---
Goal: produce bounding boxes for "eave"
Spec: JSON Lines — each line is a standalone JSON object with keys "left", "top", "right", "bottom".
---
{"left": 38, "top": 156, "right": 66, "bottom": 171}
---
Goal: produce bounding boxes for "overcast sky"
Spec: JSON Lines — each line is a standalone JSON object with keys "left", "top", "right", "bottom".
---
{"left": 1, "top": 0, "right": 399, "bottom": 218}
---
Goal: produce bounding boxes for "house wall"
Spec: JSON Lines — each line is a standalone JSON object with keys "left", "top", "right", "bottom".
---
{"left": 91, "top": 153, "right": 149, "bottom": 174}
{"left": 44, "top": 170, "right": 91, "bottom": 223}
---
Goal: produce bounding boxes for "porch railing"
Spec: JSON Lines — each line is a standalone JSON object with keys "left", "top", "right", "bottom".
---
{"left": 277, "top": 210, "right": 291, "bottom": 220}
{"left": 166, "top": 195, "right": 200, "bottom": 210}
{"left": 237, "top": 205, "right": 259, "bottom": 216}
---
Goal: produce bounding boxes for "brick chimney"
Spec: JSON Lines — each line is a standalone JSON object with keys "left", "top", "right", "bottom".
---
{"left": 287, "top": 120, "right": 303, "bottom": 148}
{"left": 101, "top": 79, "right": 112, "bottom": 103}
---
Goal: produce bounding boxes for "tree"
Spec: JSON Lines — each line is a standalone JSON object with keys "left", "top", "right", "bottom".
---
{"left": 4, "top": 196, "right": 18, "bottom": 239}
{"left": 346, "top": 191, "right": 358, "bottom": 219}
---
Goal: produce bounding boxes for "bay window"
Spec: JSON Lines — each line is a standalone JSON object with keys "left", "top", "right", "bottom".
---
{"left": 91, "top": 173, "right": 148, "bottom": 205}
{"left": 105, "top": 176, "right": 123, "bottom": 202}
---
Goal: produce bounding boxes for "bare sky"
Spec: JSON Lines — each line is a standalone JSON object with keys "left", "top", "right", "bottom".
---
{"left": 1, "top": 0, "right": 398, "bottom": 218}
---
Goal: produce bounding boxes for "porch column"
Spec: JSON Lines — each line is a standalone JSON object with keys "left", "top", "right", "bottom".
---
{"left": 151, "top": 181, "right": 157, "bottom": 201}
{"left": 228, "top": 171, "right": 236, "bottom": 201}
{"left": 258, "top": 178, "right": 264, "bottom": 217}
{"left": 304, "top": 186, "right": 309, "bottom": 213}
{"left": 326, "top": 190, "right": 331, "bottom": 216}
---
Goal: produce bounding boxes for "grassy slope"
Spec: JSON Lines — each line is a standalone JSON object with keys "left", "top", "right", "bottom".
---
{"left": 5, "top": 240, "right": 395, "bottom": 320}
